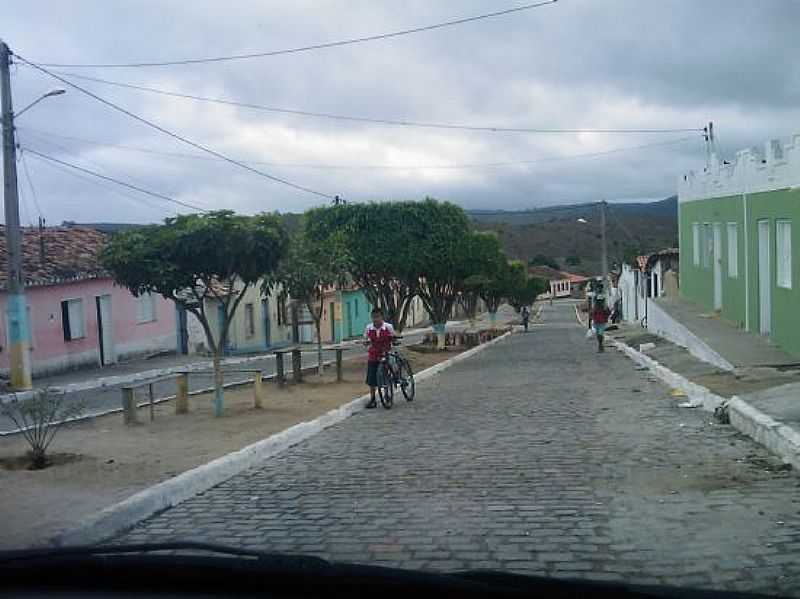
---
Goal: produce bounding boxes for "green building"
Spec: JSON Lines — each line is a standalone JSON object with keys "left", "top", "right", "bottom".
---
{"left": 678, "top": 136, "right": 800, "bottom": 357}
{"left": 340, "top": 288, "right": 373, "bottom": 340}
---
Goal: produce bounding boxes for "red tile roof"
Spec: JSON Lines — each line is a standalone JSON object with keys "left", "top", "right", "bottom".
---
{"left": 0, "top": 226, "right": 109, "bottom": 290}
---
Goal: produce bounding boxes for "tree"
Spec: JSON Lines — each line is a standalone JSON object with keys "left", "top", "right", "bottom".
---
{"left": 278, "top": 229, "right": 351, "bottom": 376}
{"left": 458, "top": 232, "right": 504, "bottom": 327}
{"left": 1, "top": 390, "right": 85, "bottom": 469}
{"left": 102, "top": 211, "right": 288, "bottom": 416}
{"left": 565, "top": 255, "right": 582, "bottom": 266}
{"left": 412, "top": 200, "right": 473, "bottom": 348}
{"left": 305, "top": 202, "right": 419, "bottom": 331}
{"left": 508, "top": 276, "right": 548, "bottom": 311}
{"left": 529, "top": 254, "right": 560, "bottom": 269}
{"left": 480, "top": 260, "right": 527, "bottom": 325}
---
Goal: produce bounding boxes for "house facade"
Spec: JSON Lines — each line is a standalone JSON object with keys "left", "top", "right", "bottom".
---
{"left": 618, "top": 249, "right": 679, "bottom": 324}
{"left": 0, "top": 226, "right": 177, "bottom": 377}
{"left": 678, "top": 134, "right": 800, "bottom": 356}
{"left": 184, "top": 281, "right": 292, "bottom": 355}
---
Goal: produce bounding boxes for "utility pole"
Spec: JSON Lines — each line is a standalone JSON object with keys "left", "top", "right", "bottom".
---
{"left": 1, "top": 41, "right": 33, "bottom": 389}
{"left": 600, "top": 200, "right": 608, "bottom": 307}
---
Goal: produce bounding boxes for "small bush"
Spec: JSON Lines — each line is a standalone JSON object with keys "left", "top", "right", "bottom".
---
{"left": 1, "top": 390, "right": 85, "bottom": 469}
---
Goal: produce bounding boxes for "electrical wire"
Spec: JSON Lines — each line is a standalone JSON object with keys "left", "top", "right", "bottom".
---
{"left": 34, "top": 70, "right": 704, "bottom": 135}
{"left": 35, "top": 1, "right": 558, "bottom": 68}
{"left": 18, "top": 127, "right": 699, "bottom": 171}
{"left": 18, "top": 145, "right": 45, "bottom": 219}
{"left": 22, "top": 147, "right": 207, "bottom": 212}
{"left": 15, "top": 55, "right": 336, "bottom": 200}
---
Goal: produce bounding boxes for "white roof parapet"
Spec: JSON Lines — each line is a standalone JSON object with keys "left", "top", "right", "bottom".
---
{"left": 678, "top": 133, "right": 800, "bottom": 203}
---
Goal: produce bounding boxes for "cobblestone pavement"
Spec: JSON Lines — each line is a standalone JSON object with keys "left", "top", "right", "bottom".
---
{"left": 118, "top": 301, "right": 800, "bottom": 596}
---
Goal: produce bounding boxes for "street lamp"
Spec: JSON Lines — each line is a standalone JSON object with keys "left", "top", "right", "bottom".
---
{"left": 14, "top": 88, "right": 66, "bottom": 119}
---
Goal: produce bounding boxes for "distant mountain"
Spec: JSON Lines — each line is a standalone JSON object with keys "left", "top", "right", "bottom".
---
{"left": 467, "top": 196, "right": 677, "bottom": 225}
{"left": 470, "top": 196, "right": 678, "bottom": 277}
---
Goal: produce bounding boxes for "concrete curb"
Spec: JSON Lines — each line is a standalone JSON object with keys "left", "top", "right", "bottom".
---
{"left": 50, "top": 330, "right": 513, "bottom": 547}
{"left": 610, "top": 335, "right": 800, "bottom": 470}
{"left": 610, "top": 338, "right": 727, "bottom": 412}
{"left": 727, "top": 397, "right": 800, "bottom": 471}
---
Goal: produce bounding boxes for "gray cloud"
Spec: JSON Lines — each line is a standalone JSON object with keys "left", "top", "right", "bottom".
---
{"left": 4, "top": 0, "right": 800, "bottom": 224}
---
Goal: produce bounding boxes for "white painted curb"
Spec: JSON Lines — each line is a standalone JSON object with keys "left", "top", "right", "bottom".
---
{"left": 610, "top": 335, "right": 800, "bottom": 471}
{"left": 50, "top": 330, "right": 513, "bottom": 547}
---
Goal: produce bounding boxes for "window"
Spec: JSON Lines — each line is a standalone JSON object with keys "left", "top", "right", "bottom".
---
{"left": 61, "top": 298, "right": 85, "bottom": 341}
{"left": 702, "top": 223, "right": 712, "bottom": 268}
{"left": 727, "top": 223, "right": 738, "bottom": 278}
{"left": 776, "top": 220, "right": 792, "bottom": 289}
{"left": 244, "top": 303, "right": 255, "bottom": 337}
{"left": 692, "top": 223, "right": 700, "bottom": 266}
{"left": 136, "top": 292, "right": 157, "bottom": 323}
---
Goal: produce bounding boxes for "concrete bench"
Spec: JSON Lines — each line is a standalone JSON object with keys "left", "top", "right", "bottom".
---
{"left": 273, "top": 346, "right": 303, "bottom": 386}
{"left": 322, "top": 345, "right": 353, "bottom": 382}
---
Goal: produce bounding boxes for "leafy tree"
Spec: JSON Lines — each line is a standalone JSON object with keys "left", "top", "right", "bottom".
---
{"left": 278, "top": 229, "right": 351, "bottom": 376}
{"left": 305, "top": 202, "right": 418, "bottom": 331}
{"left": 102, "top": 211, "right": 288, "bottom": 416}
{"left": 565, "top": 255, "right": 582, "bottom": 266}
{"left": 509, "top": 276, "right": 548, "bottom": 311}
{"left": 528, "top": 254, "right": 560, "bottom": 269}
{"left": 412, "top": 201, "right": 473, "bottom": 347}
{"left": 481, "top": 260, "right": 527, "bottom": 324}
{"left": 458, "top": 232, "right": 504, "bottom": 326}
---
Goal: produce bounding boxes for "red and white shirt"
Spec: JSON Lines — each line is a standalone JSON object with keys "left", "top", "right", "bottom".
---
{"left": 364, "top": 322, "right": 395, "bottom": 361}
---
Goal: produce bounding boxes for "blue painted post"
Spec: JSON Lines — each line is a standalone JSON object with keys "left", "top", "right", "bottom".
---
{"left": 6, "top": 293, "right": 32, "bottom": 389}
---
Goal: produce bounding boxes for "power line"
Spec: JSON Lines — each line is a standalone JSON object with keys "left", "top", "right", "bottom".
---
{"left": 15, "top": 55, "right": 336, "bottom": 200}
{"left": 34, "top": 70, "right": 704, "bottom": 135}
{"left": 21, "top": 147, "right": 207, "bottom": 212}
{"left": 35, "top": 1, "right": 558, "bottom": 68}
{"left": 18, "top": 127, "right": 699, "bottom": 171}
{"left": 18, "top": 145, "right": 44, "bottom": 218}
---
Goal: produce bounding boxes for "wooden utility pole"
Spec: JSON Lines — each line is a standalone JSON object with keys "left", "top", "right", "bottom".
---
{"left": 0, "top": 41, "right": 32, "bottom": 389}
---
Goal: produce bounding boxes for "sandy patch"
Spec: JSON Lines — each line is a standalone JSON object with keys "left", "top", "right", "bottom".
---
{"left": 0, "top": 349, "right": 458, "bottom": 548}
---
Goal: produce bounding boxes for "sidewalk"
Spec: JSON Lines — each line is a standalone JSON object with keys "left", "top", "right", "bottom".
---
{"left": 610, "top": 321, "right": 800, "bottom": 469}
{"left": 648, "top": 296, "right": 798, "bottom": 369}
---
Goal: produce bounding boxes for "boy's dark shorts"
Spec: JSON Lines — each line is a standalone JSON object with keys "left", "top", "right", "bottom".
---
{"left": 366, "top": 360, "right": 379, "bottom": 386}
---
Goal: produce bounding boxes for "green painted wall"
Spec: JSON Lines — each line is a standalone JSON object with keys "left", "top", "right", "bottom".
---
{"left": 679, "top": 188, "right": 800, "bottom": 357}
{"left": 341, "top": 289, "right": 373, "bottom": 339}
{"left": 745, "top": 188, "right": 800, "bottom": 356}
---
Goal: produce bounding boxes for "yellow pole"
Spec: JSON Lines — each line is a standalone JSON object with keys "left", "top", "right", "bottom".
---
{"left": 175, "top": 373, "right": 189, "bottom": 414}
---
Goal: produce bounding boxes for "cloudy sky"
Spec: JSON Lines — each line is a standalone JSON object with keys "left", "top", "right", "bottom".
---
{"left": 4, "top": 0, "right": 800, "bottom": 224}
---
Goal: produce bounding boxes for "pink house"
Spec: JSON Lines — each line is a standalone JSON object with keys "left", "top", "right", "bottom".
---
{"left": 0, "top": 226, "right": 177, "bottom": 377}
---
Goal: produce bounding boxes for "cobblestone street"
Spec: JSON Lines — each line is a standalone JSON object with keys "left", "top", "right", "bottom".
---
{"left": 119, "top": 302, "right": 800, "bottom": 596}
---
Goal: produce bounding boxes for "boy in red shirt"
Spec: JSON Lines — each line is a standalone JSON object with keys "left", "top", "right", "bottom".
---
{"left": 592, "top": 297, "right": 610, "bottom": 353}
{"left": 364, "top": 307, "right": 395, "bottom": 408}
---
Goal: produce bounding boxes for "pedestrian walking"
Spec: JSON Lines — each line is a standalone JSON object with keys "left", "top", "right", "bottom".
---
{"left": 521, "top": 305, "right": 530, "bottom": 332}
{"left": 591, "top": 297, "right": 610, "bottom": 352}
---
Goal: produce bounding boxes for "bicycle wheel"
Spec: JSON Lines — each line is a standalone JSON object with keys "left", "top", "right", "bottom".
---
{"left": 376, "top": 362, "right": 394, "bottom": 409}
{"left": 398, "top": 358, "right": 415, "bottom": 401}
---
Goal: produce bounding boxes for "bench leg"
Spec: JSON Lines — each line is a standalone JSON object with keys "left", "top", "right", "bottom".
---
{"left": 253, "top": 371, "right": 264, "bottom": 409}
{"left": 122, "top": 388, "right": 138, "bottom": 426}
{"left": 276, "top": 354, "right": 286, "bottom": 387}
{"left": 176, "top": 373, "right": 189, "bottom": 414}
{"left": 292, "top": 350, "right": 303, "bottom": 383}
{"left": 336, "top": 350, "right": 343, "bottom": 382}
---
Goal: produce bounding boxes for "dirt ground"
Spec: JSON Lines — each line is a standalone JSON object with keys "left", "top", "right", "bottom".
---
{"left": 0, "top": 349, "right": 458, "bottom": 549}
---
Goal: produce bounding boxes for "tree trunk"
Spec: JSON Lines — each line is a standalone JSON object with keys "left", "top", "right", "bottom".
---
{"left": 433, "top": 322, "right": 446, "bottom": 350}
{"left": 316, "top": 319, "right": 324, "bottom": 376}
{"left": 212, "top": 350, "right": 224, "bottom": 417}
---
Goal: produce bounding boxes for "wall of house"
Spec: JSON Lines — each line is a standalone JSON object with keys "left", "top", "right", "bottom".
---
{"left": 341, "top": 289, "right": 372, "bottom": 339}
{"left": 679, "top": 133, "right": 800, "bottom": 357}
{"left": 319, "top": 290, "right": 342, "bottom": 343}
{"left": 0, "top": 278, "right": 176, "bottom": 377}
{"left": 185, "top": 282, "right": 292, "bottom": 355}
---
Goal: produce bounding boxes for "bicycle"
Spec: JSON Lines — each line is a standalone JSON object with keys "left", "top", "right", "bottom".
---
{"left": 368, "top": 338, "right": 415, "bottom": 409}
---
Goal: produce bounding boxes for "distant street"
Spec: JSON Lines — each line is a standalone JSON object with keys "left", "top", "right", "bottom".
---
{"left": 119, "top": 301, "right": 800, "bottom": 596}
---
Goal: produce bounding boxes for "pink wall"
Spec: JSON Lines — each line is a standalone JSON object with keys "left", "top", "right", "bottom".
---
{"left": 0, "top": 278, "right": 176, "bottom": 375}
